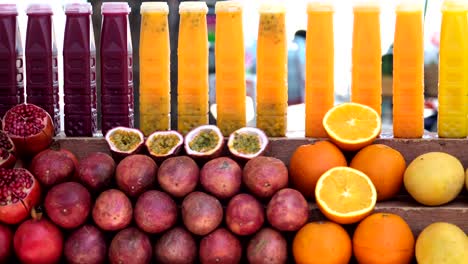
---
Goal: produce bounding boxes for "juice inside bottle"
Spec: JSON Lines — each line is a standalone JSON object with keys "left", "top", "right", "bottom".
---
{"left": 305, "top": 1, "right": 334, "bottom": 138}
{"left": 393, "top": 0, "right": 424, "bottom": 138}
{"left": 139, "top": 2, "right": 170, "bottom": 136}
{"left": 63, "top": 2, "right": 97, "bottom": 137}
{"left": 100, "top": 2, "right": 134, "bottom": 135}
{"left": 25, "top": 3, "right": 60, "bottom": 134}
{"left": 438, "top": 0, "right": 468, "bottom": 138}
{"left": 256, "top": 3, "right": 288, "bottom": 137}
{"left": 351, "top": 1, "right": 382, "bottom": 116}
{"left": 177, "top": 2, "right": 209, "bottom": 135}
{"left": 0, "top": 4, "right": 24, "bottom": 117}
{"left": 215, "top": 1, "right": 246, "bottom": 136}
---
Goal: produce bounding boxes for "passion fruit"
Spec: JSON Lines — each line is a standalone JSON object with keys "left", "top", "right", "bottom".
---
{"left": 145, "top": 130, "right": 183, "bottom": 162}
{"left": 184, "top": 125, "right": 224, "bottom": 159}
{"left": 227, "top": 127, "right": 268, "bottom": 160}
{"left": 105, "top": 126, "right": 144, "bottom": 160}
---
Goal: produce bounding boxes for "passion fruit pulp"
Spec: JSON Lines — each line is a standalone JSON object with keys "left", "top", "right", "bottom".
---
{"left": 228, "top": 127, "right": 269, "bottom": 160}
{"left": 184, "top": 125, "right": 224, "bottom": 159}
{"left": 105, "top": 127, "right": 144, "bottom": 160}
{"left": 145, "top": 130, "right": 183, "bottom": 162}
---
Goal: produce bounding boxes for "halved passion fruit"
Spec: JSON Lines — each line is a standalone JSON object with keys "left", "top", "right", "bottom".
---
{"left": 227, "top": 127, "right": 269, "bottom": 160}
{"left": 105, "top": 126, "right": 144, "bottom": 160}
{"left": 145, "top": 130, "right": 183, "bottom": 161}
{"left": 184, "top": 125, "right": 224, "bottom": 159}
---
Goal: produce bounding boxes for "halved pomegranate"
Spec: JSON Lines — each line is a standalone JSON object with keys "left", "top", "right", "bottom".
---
{"left": 145, "top": 130, "right": 183, "bottom": 161}
{"left": 2, "top": 104, "right": 54, "bottom": 158}
{"left": 227, "top": 127, "right": 269, "bottom": 160}
{"left": 105, "top": 126, "right": 144, "bottom": 160}
{"left": 184, "top": 125, "right": 224, "bottom": 159}
{"left": 0, "top": 131, "right": 16, "bottom": 169}
{"left": 0, "top": 168, "right": 41, "bottom": 224}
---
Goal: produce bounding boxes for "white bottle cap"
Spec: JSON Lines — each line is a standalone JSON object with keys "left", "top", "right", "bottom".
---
{"left": 0, "top": 4, "right": 17, "bottom": 15}
{"left": 259, "top": 2, "right": 286, "bottom": 14}
{"left": 140, "top": 2, "right": 169, "bottom": 14}
{"left": 442, "top": 0, "right": 468, "bottom": 11}
{"left": 353, "top": 0, "right": 381, "bottom": 11}
{"left": 65, "top": 2, "right": 92, "bottom": 14}
{"left": 307, "top": 0, "right": 335, "bottom": 12}
{"left": 215, "top": 1, "right": 243, "bottom": 13}
{"left": 101, "top": 2, "right": 131, "bottom": 14}
{"left": 26, "top": 3, "right": 53, "bottom": 15}
{"left": 179, "top": 1, "right": 208, "bottom": 14}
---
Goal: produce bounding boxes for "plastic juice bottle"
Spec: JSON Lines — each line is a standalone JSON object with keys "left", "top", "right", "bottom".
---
{"left": 177, "top": 1, "right": 209, "bottom": 135}
{"left": 351, "top": 1, "right": 382, "bottom": 116}
{"left": 393, "top": 0, "right": 424, "bottom": 138}
{"left": 215, "top": 1, "right": 246, "bottom": 136}
{"left": 305, "top": 1, "right": 334, "bottom": 138}
{"left": 139, "top": 2, "right": 170, "bottom": 136}
{"left": 438, "top": 0, "right": 468, "bottom": 138}
{"left": 63, "top": 2, "right": 97, "bottom": 137}
{"left": 25, "top": 3, "right": 60, "bottom": 134}
{"left": 256, "top": 3, "right": 288, "bottom": 137}
{"left": 100, "top": 2, "right": 134, "bottom": 135}
{"left": 0, "top": 4, "right": 24, "bottom": 117}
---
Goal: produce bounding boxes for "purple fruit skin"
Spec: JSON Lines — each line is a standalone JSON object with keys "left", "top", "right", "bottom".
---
{"left": 108, "top": 227, "right": 152, "bottom": 264}
{"left": 92, "top": 189, "right": 133, "bottom": 231}
{"left": 243, "top": 156, "right": 288, "bottom": 198}
{"left": 200, "top": 157, "right": 242, "bottom": 199}
{"left": 181, "top": 192, "right": 223, "bottom": 236}
{"left": 199, "top": 228, "right": 242, "bottom": 264}
{"left": 64, "top": 225, "right": 107, "bottom": 264}
{"left": 134, "top": 190, "right": 178, "bottom": 234}
{"left": 247, "top": 227, "right": 288, "bottom": 264}
{"left": 266, "top": 188, "right": 309, "bottom": 231}
{"left": 226, "top": 193, "right": 265, "bottom": 236}
{"left": 78, "top": 152, "right": 115, "bottom": 192}
{"left": 154, "top": 227, "right": 197, "bottom": 264}
{"left": 157, "top": 156, "right": 199, "bottom": 197}
{"left": 30, "top": 149, "right": 75, "bottom": 187}
{"left": 115, "top": 154, "right": 157, "bottom": 197}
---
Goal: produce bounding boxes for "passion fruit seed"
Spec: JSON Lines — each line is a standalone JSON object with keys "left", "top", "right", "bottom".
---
{"left": 149, "top": 134, "right": 180, "bottom": 155}
{"left": 232, "top": 132, "right": 261, "bottom": 154}
{"left": 188, "top": 129, "right": 220, "bottom": 153}
{"left": 0, "top": 169, "right": 33, "bottom": 206}
{"left": 109, "top": 130, "right": 141, "bottom": 152}
{"left": 3, "top": 104, "right": 47, "bottom": 137}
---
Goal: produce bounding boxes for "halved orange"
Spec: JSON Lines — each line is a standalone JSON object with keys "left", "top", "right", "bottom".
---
{"left": 322, "top": 102, "right": 381, "bottom": 151}
{"left": 315, "top": 166, "right": 377, "bottom": 224}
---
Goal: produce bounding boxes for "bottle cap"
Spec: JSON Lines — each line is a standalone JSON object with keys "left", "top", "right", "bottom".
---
{"left": 140, "top": 2, "right": 169, "bottom": 14}
{"left": 259, "top": 2, "right": 286, "bottom": 14}
{"left": 65, "top": 2, "right": 92, "bottom": 14}
{"left": 396, "top": 0, "right": 424, "bottom": 11}
{"left": 0, "top": 4, "right": 17, "bottom": 15}
{"left": 179, "top": 1, "right": 208, "bottom": 14}
{"left": 101, "top": 2, "right": 131, "bottom": 14}
{"left": 353, "top": 0, "right": 381, "bottom": 12}
{"left": 26, "top": 3, "right": 53, "bottom": 15}
{"left": 307, "top": 0, "right": 335, "bottom": 12}
{"left": 442, "top": 0, "right": 468, "bottom": 11}
{"left": 215, "top": 1, "right": 243, "bottom": 13}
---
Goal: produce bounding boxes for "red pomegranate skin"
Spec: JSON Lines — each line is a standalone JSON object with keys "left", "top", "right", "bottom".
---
{"left": 78, "top": 152, "right": 115, "bottom": 192}
{"left": 134, "top": 190, "right": 177, "bottom": 234}
{"left": 200, "top": 157, "right": 242, "bottom": 199}
{"left": 157, "top": 156, "right": 199, "bottom": 198}
{"left": 243, "top": 156, "right": 288, "bottom": 199}
{"left": 44, "top": 182, "right": 92, "bottom": 229}
{"left": 64, "top": 225, "right": 107, "bottom": 264}
{"left": 13, "top": 218, "right": 63, "bottom": 264}
{"left": 154, "top": 227, "right": 197, "bottom": 264}
{"left": 58, "top": 149, "right": 79, "bottom": 179}
{"left": 266, "top": 188, "right": 309, "bottom": 231}
{"left": 226, "top": 193, "right": 265, "bottom": 236}
{"left": 199, "top": 228, "right": 242, "bottom": 264}
{"left": 109, "top": 227, "right": 152, "bottom": 264}
{"left": 0, "top": 223, "right": 12, "bottom": 262}
{"left": 30, "top": 149, "right": 75, "bottom": 187}
{"left": 115, "top": 154, "right": 157, "bottom": 197}
{"left": 92, "top": 189, "right": 132, "bottom": 231}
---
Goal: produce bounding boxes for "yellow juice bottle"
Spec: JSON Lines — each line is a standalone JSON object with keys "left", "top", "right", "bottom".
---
{"left": 215, "top": 1, "right": 246, "bottom": 136}
{"left": 438, "top": 0, "right": 468, "bottom": 138}
{"left": 177, "top": 2, "right": 209, "bottom": 134}
{"left": 305, "top": 1, "right": 334, "bottom": 138}
{"left": 139, "top": 2, "right": 170, "bottom": 136}
{"left": 256, "top": 3, "right": 288, "bottom": 137}
{"left": 351, "top": 1, "right": 382, "bottom": 115}
{"left": 393, "top": 0, "right": 424, "bottom": 138}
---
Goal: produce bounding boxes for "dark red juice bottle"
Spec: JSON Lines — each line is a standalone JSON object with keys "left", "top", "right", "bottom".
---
{"left": 63, "top": 3, "right": 97, "bottom": 137}
{"left": 0, "top": 4, "right": 24, "bottom": 117}
{"left": 100, "top": 2, "right": 134, "bottom": 135}
{"left": 25, "top": 3, "right": 60, "bottom": 134}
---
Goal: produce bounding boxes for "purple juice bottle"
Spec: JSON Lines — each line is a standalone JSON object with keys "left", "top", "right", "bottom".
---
{"left": 0, "top": 4, "right": 24, "bottom": 117}
{"left": 63, "top": 3, "right": 97, "bottom": 137}
{"left": 25, "top": 3, "right": 60, "bottom": 135}
{"left": 100, "top": 2, "right": 134, "bottom": 135}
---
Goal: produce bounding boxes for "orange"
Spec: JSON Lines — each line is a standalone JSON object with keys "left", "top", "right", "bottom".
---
{"left": 322, "top": 102, "right": 381, "bottom": 151}
{"left": 315, "top": 166, "right": 377, "bottom": 224}
{"left": 293, "top": 221, "right": 352, "bottom": 264}
{"left": 289, "top": 140, "right": 347, "bottom": 198}
{"left": 353, "top": 213, "right": 415, "bottom": 264}
{"left": 350, "top": 144, "right": 406, "bottom": 201}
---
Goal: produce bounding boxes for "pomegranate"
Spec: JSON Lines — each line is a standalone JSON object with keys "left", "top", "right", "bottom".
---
{"left": 200, "top": 157, "right": 242, "bottom": 199}
{"left": 64, "top": 225, "right": 107, "bottom": 264}
{"left": 227, "top": 127, "right": 269, "bottom": 160}
{"left": 266, "top": 188, "right": 309, "bottom": 231}
{"left": 243, "top": 156, "right": 288, "bottom": 199}
{"left": 92, "top": 189, "right": 132, "bottom": 231}
{"left": 199, "top": 228, "right": 242, "bottom": 264}
{"left": 145, "top": 130, "right": 184, "bottom": 161}
{"left": 158, "top": 156, "right": 200, "bottom": 198}
{"left": 154, "top": 227, "right": 197, "bottom": 264}
{"left": 14, "top": 214, "right": 63, "bottom": 264}
{"left": 109, "top": 227, "right": 152, "bottom": 264}
{"left": 44, "top": 182, "right": 91, "bottom": 229}
{"left": 226, "top": 193, "right": 265, "bottom": 236}
{"left": 105, "top": 126, "right": 144, "bottom": 160}
{"left": 184, "top": 125, "right": 224, "bottom": 159}
{"left": 2, "top": 103, "right": 54, "bottom": 157}
{"left": 134, "top": 190, "right": 177, "bottom": 234}
{"left": 0, "top": 224, "right": 12, "bottom": 262}
{"left": 0, "top": 130, "right": 16, "bottom": 169}
{"left": 0, "top": 168, "right": 40, "bottom": 224}
{"left": 30, "top": 149, "right": 75, "bottom": 188}
{"left": 115, "top": 154, "right": 157, "bottom": 197}
{"left": 58, "top": 148, "right": 79, "bottom": 179}
{"left": 181, "top": 191, "right": 223, "bottom": 236}
{"left": 78, "top": 152, "right": 115, "bottom": 192}
{"left": 247, "top": 227, "right": 288, "bottom": 264}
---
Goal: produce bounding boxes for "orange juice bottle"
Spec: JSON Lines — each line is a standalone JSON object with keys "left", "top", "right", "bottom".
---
{"left": 393, "top": 0, "right": 424, "bottom": 138}
{"left": 256, "top": 3, "right": 288, "bottom": 137}
{"left": 351, "top": 1, "right": 382, "bottom": 116}
{"left": 305, "top": 1, "right": 334, "bottom": 138}
{"left": 139, "top": 2, "right": 170, "bottom": 136}
{"left": 215, "top": 1, "right": 246, "bottom": 136}
{"left": 177, "top": 2, "right": 209, "bottom": 134}
{"left": 438, "top": 0, "right": 468, "bottom": 138}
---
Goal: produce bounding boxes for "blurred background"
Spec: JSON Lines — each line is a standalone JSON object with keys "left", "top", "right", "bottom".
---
{"left": 3, "top": 0, "right": 441, "bottom": 136}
